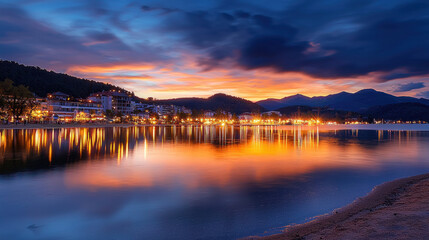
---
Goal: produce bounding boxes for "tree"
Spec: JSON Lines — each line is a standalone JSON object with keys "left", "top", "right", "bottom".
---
{"left": 27, "top": 97, "right": 40, "bottom": 122}
{"left": 191, "top": 109, "right": 203, "bottom": 119}
{"left": 214, "top": 109, "right": 227, "bottom": 120}
{"left": 105, "top": 109, "right": 115, "bottom": 119}
{"left": 0, "top": 79, "right": 13, "bottom": 120}
{"left": 150, "top": 112, "right": 159, "bottom": 119}
{"left": 0, "top": 60, "right": 124, "bottom": 98}
{"left": 177, "top": 112, "right": 189, "bottom": 121}
{"left": 0, "top": 79, "right": 13, "bottom": 111}
{"left": 232, "top": 114, "right": 239, "bottom": 122}
{"left": 0, "top": 79, "right": 35, "bottom": 121}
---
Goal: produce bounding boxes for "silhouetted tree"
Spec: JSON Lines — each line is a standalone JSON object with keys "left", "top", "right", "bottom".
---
{"left": 0, "top": 79, "right": 35, "bottom": 121}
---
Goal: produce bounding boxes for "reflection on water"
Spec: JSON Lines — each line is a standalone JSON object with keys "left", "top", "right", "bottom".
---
{"left": 0, "top": 126, "right": 429, "bottom": 239}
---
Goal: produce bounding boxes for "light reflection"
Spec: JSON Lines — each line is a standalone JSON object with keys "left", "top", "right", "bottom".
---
{"left": 0, "top": 126, "right": 424, "bottom": 191}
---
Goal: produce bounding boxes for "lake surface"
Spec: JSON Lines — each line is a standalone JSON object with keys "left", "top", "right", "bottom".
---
{"left": 1, "top": 125, "right": 429, "bottom": 240}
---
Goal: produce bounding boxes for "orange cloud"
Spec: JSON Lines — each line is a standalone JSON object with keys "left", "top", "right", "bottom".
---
{"left": 68, "top": 64, "right": 157, "bottom": 74}
{"left": 65, "top": 54, "right": 427, "bottom": 100}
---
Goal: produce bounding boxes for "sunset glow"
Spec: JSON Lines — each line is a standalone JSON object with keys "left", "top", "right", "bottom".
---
{"left": 2, "top": 1, "right": 429, "bottom": 239}
{"left": 1, "top": 0, "right": 429, "bottom": 100}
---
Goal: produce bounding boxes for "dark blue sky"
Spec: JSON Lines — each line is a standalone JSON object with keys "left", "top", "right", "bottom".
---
{"left": 1, "top": 0, "right": 429, "bottom": 100}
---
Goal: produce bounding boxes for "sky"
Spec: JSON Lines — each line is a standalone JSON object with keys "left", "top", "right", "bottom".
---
{"left": 1, "top": 0, "right": 429, "bottom": 101}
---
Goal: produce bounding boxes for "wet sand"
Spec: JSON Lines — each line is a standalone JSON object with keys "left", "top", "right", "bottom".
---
{"left": 247, "top": 173, "right": 429, "bottom": 240}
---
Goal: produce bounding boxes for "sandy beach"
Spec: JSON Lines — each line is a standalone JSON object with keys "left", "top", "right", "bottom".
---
{"left": 245, "top": 173, "right": 429, "bottom": 240}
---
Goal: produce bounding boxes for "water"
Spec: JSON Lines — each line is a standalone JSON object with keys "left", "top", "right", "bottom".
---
{"left": 1, "top": 126, "right": 429, "bottom": 240}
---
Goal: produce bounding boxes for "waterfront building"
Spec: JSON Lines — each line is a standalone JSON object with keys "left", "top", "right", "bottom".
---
{"left": 204, "top": 111, "right": 215, "bottom": 118}
{"left": 263, "top": 111, "right": 282, "bottom": 117}
{"left": 47, "top": 92, "right": 70, "bottom": 101}
{"left": 238, "top": 112, "right": 254, "bottom": 121}
{"left": 42, "top": 95, "right": 104, "bottom": 122}
{"left": 88, "top": 90, "right": 132, "bottom": 115}
{"left": 40, "top": 100, "right": 104, "bottom": 122}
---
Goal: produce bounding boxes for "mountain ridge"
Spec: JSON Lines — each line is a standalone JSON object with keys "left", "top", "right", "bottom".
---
{"left": 153, "top": 93, "right": 265, "bottom": 114}
{"left": 257, "top": 89, "right": 429, "bottom": 112}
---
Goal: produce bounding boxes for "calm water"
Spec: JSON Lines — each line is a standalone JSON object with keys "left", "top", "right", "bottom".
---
{"left": 1, "top": 126, "right": 429, "bottom": 240}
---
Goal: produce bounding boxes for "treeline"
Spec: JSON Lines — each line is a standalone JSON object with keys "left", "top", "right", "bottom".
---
{"left": 275, "top": 103, "right": 429, "bottom": 122}
{"left": 0, "top": 60, "right": 125, "bottom": 98}
{"left": 365, "top": 103, "right": 429, "bottom": 122}
{"left": 276, "top": 106, "right": 364, "bottom": 122}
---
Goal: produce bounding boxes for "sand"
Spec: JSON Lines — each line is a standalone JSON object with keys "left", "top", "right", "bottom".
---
{"left": 246, "top": 173, "right": 429, "bottom": 240}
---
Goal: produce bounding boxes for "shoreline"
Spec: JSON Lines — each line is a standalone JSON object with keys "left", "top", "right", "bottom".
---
{"left": 0, "top": 123, "right": 193, "bottom": 130}
{"left": 0, "top": 123, "right": 140, "bottom": 130}
{"left": 246, "top": 173, "right": 429, "bottom": 240}
{"left": 1, "top": 123, "right": 429, "bottom": 131}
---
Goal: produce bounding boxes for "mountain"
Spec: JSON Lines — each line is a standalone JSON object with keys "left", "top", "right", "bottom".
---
{"left": 366, "top": 102, "right": 429, "bottom": 122}
{"left": 257, "top": 89, "right": 429, "bottom": 112}
{"left": 154, "top": 93, "right": 265, "bottom": 114}
{"left": 260, "top": 94, "right": 312, "bottom": 110}
{"left": 0, "top": 60, "right": 125, "bottom": 98}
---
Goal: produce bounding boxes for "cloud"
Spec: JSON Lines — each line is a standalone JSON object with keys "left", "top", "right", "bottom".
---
{"left": 83, "top": 31, "right": 120, "bottom": 46}
{"left": 394, "top": 82, "right": 425, "bottom": 92}
{"left": 417, "top": 91, "right": 429, "bottom": 99}
{"left": 234, "top": 10, "right": 250, "bottom": 18}
{"left": 381, "top": 73, "right": 414, "bottom": 81}
{"left": 2, "top": 0, "right": 429, "bottom": 99}
{"left": 155, "top": 0, "right": 429, "bottom": 81}
{"left": 141, "top": 5, "right": 178, "bottom": 15}
{"left": 0, "top": 5, "right": 169, "bottom": 71}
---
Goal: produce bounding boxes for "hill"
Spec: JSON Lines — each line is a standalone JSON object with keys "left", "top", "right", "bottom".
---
{"left": 0, "top": 60, "right": 125, "bottom": 98}
{"left": 366, "top": 102, "right": 429, "bottom": 122}
{"left": 154, "top": 93, "right": 265, "bottom": 114}
{"left": 258, "top": 89, "right": 429, "bottom": 112}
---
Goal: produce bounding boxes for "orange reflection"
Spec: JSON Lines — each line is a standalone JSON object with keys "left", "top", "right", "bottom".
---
{"left": 0, "top": 127, "right": 422, "bottom": 190}
{"left": 65, "top": 128, "right": 421, "bottom": 190}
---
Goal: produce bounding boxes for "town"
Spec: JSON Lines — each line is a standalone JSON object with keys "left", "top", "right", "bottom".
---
{"left": 1, "top": 89, "right": 324, "bottom": 126}
{"left": 0, "top": 78, "right": 331, "bottom": 125}
{"left": 1, "top": 79, "right": 427, "bottom": 126}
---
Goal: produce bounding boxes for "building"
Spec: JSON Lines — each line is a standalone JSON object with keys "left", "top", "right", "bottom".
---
{"left": 263, "top": 111, "right": 282, "bottom": 117}
{"left": 41, "top": 99, "right": 104, "bottom": 122}
{"left": 47, "top": 92, "right": 70, "bottom": 101}
{"left": 89, "top": 90, "right": 132, "bottom": 115}
{"left": 239, "top": 112, "right": 254, "bottom": 121}
{"left": 204, "top": 111, "right": 215, "bottom": 118}
{"left": 131, "top": 102, "right": 152, "bottom": 113}
{"left": 152, "top": 104, "right": 192, "bottom": 116}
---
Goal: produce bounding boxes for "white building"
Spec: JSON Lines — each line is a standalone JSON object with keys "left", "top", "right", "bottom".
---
{"left": 89, "top": 91, "right": 132, "bottom": 115}
{"left": 41, "top": 100, "right": 104, "bottom": 122}
{"left": 263, "top": 111, "right": 282, "bottom": 117}
{"left": 239, "top": 112, "right": 254, "bottom": 121}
